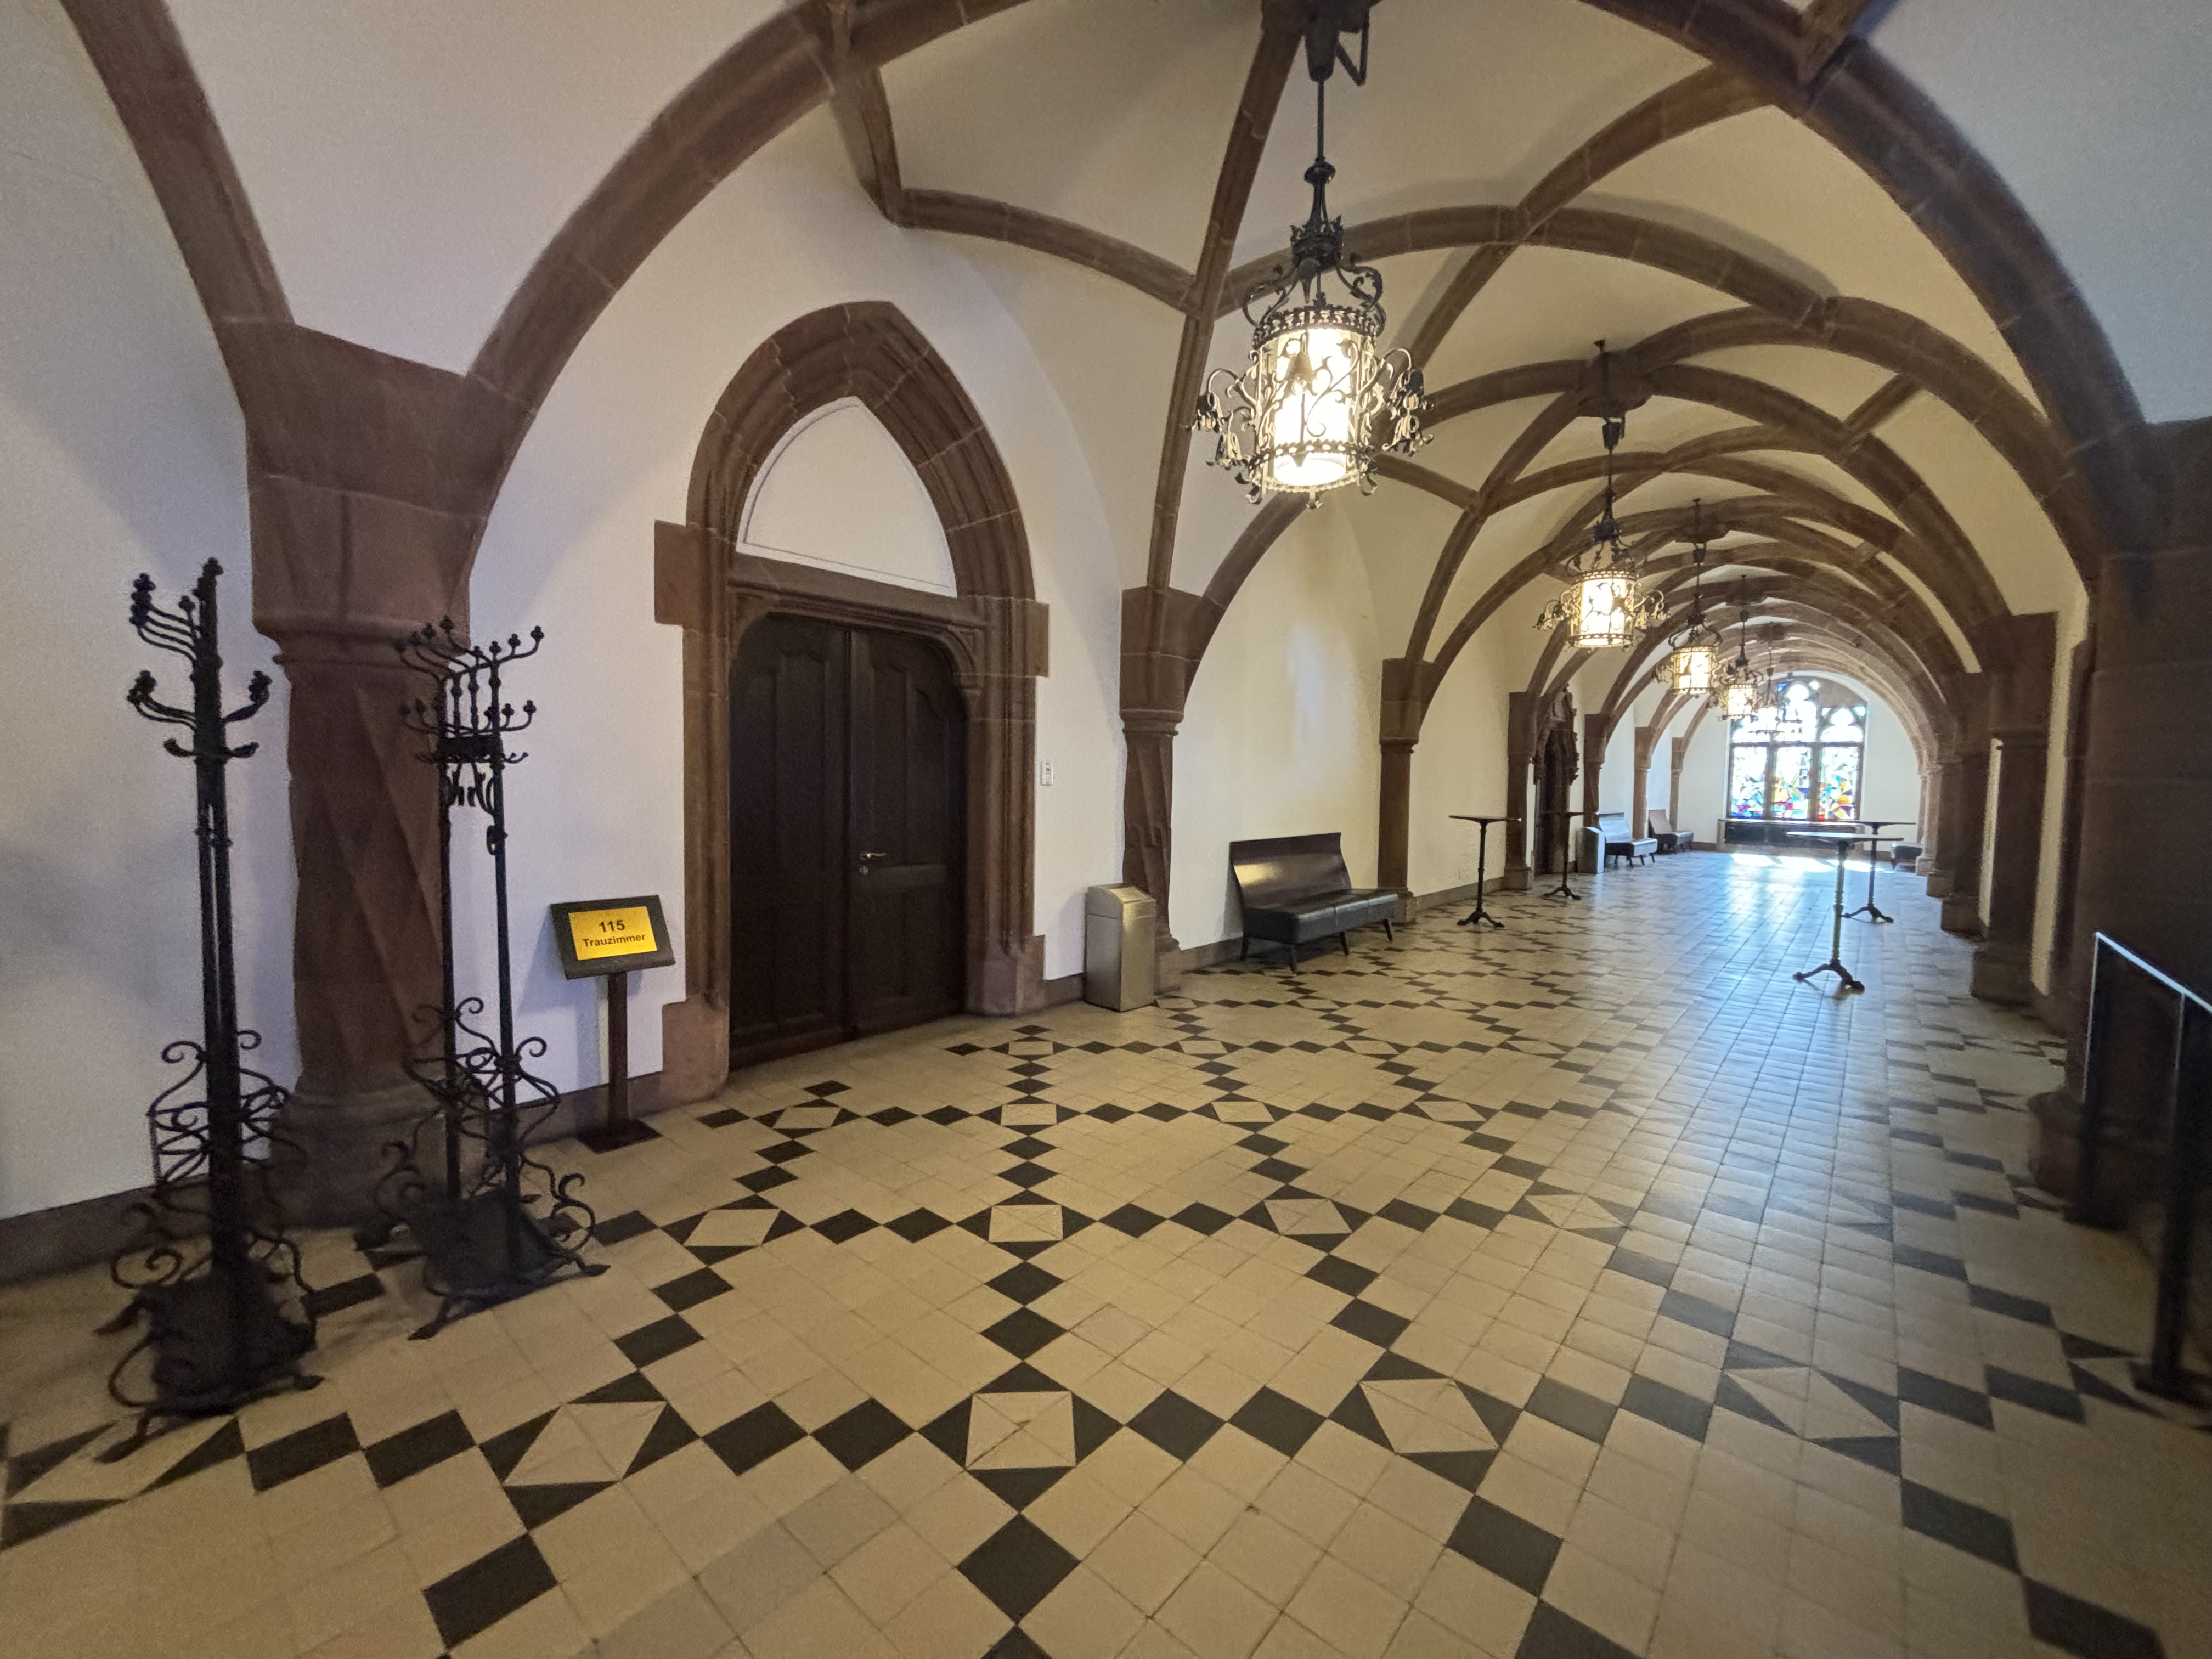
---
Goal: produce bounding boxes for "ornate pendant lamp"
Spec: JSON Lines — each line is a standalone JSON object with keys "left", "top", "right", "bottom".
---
{"left": 1194, "top": 3, "right": 1426, "bottom": 503}
{"left": 1536, "top": 345, "right": 1667, "bottom": 650}
{"left": 1715, "top": 584, "right": 1769, "bottom": 719}
{"left": 1656, "top": 501, "right": 1719, "bottom": 696}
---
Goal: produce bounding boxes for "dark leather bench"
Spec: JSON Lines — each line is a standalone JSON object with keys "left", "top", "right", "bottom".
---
{"left": 1646, "top": 810, "right": 1695, "bottom": 854}
{"left": 1595, "top": 812, "right": 1658, "bottom": 867}
{"left": 1229, "top": 833, "right": 1397, "bottom": 968}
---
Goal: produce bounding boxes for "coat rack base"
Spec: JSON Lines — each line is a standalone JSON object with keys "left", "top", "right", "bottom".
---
{"left": 400, "top": 1188, "right": 605, "bottom": 1340}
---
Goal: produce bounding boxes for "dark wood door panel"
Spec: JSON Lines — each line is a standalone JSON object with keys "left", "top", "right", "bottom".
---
{"left": 729, "top": 617, "right": 966, "bottom": 1068}
{"left": 848, "top": 630, "right": 965, "bottom": 1035}
{"left": 729, "top": 616, "right": 847, "bottom": 1063}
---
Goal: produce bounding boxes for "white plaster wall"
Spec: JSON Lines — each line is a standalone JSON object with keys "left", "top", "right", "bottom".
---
{"left": 0, "top": 0, "right": 290, "bottom": 1217}
{"left": 1406, "top": 637, "right": 1514, "bottom": 900}
{"left": 464, "top": 111, "right": 1124, "bottom": 1097}
{"left": 741, "top": 400, "right": 957, "bottom": 596}
{"left": 1173, "top": 511, "right": 1382, "bottom": 949}
{"left": 168, "top": 0, "right": 786, "bottom": 373}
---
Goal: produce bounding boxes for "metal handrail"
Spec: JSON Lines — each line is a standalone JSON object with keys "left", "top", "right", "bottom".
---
{"left": 2070, "top": 932, "right": 2211, "bottom": 1403}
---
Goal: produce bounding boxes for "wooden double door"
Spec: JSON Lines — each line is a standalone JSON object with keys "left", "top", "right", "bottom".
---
{"left": 729, "top": 616, "right": 967, "bottom": 1066}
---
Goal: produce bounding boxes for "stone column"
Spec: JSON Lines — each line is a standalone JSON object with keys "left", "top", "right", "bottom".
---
{"left": 970, "top": 594, "right": 1051, "bottom": 1013}
{"left": 1378, "top": 740, "right": 1415, "bottom": 911}
{"left": 1668, "top": 736, "right": 1687, "bottom": 840}
{"left": 244, "top": 341, "right": 507, "bottom": 1224}
{"left": 2033, "top": 417, "right": 2212, "bottom": 1211}
{"left": 1579, "top": 713, "right": 1609, "bottom": 872}
{"left": 1503, "top": 692, "right": 1532, "bottom": 890}
{"left": 1915, "top": 762, "right": 1943, "bottom": 879}
{"left": 1121, "top": 714, "right": 1181, "bottom": 968}
{"left": 1631, "top": 725, "right": 1657, "bottom": 836}
{"left": 1940, "top": 745, "right": 1992, "bottom": 934}
{"left": 1970, "top": 614, "right": 2057, "bottom": 1004}
{"left": 1969, "top": 737, "right": 2048, "bottom": 1002}
{"left": 1927, "top": 674, "right": 1991, "bottom": 932}
{"left": 272, "top": 624, "right": 449, "bottom": 1223}
{"left": 1120, "top": 587, "right": 1218, "bottom": 979}
{"left": 1921, "top": 756, "right": 1961, "bottom": 894}
{"left": 1375, "top": 659, "right": 1438, "bottom": 916}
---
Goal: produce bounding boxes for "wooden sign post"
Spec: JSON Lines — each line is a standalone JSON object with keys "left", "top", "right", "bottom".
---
{"left": 550, "top": 895, "right": 675, "bottom": 1152}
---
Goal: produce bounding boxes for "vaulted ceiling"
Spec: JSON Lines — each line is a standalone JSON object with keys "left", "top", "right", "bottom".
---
{"left": 149, "top": 0, "right": 2211, "bottom": 746}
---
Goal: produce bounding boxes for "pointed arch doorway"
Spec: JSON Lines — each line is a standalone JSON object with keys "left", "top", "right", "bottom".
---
{"left": 653, "top": 302, "right": 1049, "bottom": 1102}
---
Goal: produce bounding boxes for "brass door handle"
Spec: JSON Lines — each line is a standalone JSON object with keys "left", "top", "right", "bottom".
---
{"left": 859, "top": 851, "right": 890, "bottom": 873}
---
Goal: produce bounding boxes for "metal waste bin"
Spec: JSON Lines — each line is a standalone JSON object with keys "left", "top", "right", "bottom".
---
{"left": 1084, "top": 885, "right": 1157, "bottom": 1011}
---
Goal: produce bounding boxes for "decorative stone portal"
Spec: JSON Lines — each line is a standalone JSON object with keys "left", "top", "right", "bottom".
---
{"left": 654, "top": 303, "right": 1049, "bottom": 1104}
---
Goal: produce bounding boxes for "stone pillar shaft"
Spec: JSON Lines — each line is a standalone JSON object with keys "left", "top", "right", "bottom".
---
{"left": 2032, "top": 420, "right": 2212, "bottom": 1223}
{"left": 1631, "top": 725, "right": 1657, "bottom": 838}
{"left": 1668, "top": 736, "right": 1687, "bottom": 843}
{"left": 1378, "top": 739, "right": 1415, "bottom": 907}
{"left": 1969, "top": 613, "right": 2057, "bottom": 1003}
{"left": 1970, "top": 736, "right": 2049, "bottom": 1003}
{"left": 1580, "top": 713, "right": 1608, "bottom": 872}
{"left": 1504, "top": 692, "right": 1532, "bottom": 890}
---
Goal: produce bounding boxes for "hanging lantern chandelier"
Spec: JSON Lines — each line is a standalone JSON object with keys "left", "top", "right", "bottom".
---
{"left": 1715, "top": 584, "right": 1770, "bottom": 719}
{"left": 1194, "top": 3, "right": 1426, "bottom": 504}
{"left": 1656, "top": 500, "right": 1720, "bottom": 696}
{"left": 1536, "top": 345, "right": 1667, "bottom": 650}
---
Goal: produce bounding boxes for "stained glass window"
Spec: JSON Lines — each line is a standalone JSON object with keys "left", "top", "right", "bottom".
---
{"left": 1818, "top": 746, "right": 1861, "bottom": 820}
{"left": 1725, "top": 677, "right": 1869, "bottom": 822}
{"left": 1729, "top": 748, "right": 1768, "bottom": 817}
{"left": 1771, "top": 745, "right": 1812, "bottom": 819}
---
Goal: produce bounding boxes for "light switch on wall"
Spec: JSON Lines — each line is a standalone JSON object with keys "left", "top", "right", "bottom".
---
{"left": 1039, "top": 759, "right": 1054, "bottom": 787}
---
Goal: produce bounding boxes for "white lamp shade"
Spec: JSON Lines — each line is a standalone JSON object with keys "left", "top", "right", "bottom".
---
{"left": 1263, "top": 321, "right": 1362, "bottom": 492}
{"left": 1666, "top": 644, "right": 1715, "bottom": 695}
{"left": 1570, "top": 572, "right": 1638, "bottom": 649}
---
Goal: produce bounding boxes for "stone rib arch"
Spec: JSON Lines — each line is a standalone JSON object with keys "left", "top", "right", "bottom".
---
{"left": 1594, "top": 569, "right": 1959, "bottom": 726}
{"left": 1414, "top": 362, "right": 2011, "bottom": 678}
{"left": 1542, "top": 595, "right": 1946, "bottom": 747}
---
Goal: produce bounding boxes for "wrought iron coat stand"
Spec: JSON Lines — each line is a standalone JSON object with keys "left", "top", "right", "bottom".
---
{"left": 364, "top": 621, "right": 603, "bottom": 1338}
{"left": 102, "top": 561, "right": 319, "bottom": 1457}
{"left": 354, "top": 622, "right": 477, "bottom": 1259}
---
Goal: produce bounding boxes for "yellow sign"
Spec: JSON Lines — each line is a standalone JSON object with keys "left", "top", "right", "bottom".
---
{"left": 567, "top": 904, "right": 658, "bottom": 961}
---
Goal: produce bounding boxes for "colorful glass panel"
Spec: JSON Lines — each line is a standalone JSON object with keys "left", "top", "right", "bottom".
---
{"left": 1728, "top": 747, "right": 1767, "bottom": 818}
{"left": 1818, "top": 746, "right": 1861, "bottom": 821}
{"left": 1770, "top": 744, "right": 1812, "bottom": 819}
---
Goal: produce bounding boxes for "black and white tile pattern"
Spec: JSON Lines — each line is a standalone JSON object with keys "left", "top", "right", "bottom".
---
{"left": 3, "top": 854, "right": 2208, "bottom": 1659}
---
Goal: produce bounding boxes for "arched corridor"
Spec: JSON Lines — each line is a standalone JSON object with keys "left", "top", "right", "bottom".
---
{"left": 4, "top": 2, "right": 2210, "bottom": 1655}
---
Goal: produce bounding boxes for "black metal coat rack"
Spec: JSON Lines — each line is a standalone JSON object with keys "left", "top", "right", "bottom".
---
{"left": 102, "top": 561, "right": 319, "bottom": 1455}
{"left": 360, "top": 620, "right": 602, "bottom": 1336}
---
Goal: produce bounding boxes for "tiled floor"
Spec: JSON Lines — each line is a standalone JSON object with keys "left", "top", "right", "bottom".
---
{"left": 5, "top": 851, "right": 2210, "bottom": 1659}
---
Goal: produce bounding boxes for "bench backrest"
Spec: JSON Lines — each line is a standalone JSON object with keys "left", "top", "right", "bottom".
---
{"left": 1229, "top": 833, "right": 1353, "bottom": 908}
{"left": 1647, "top": 810, "right": 1675, "bottom": 836}
{"left": 1595, "top": 813, "right": 1634, "bottom": 839}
